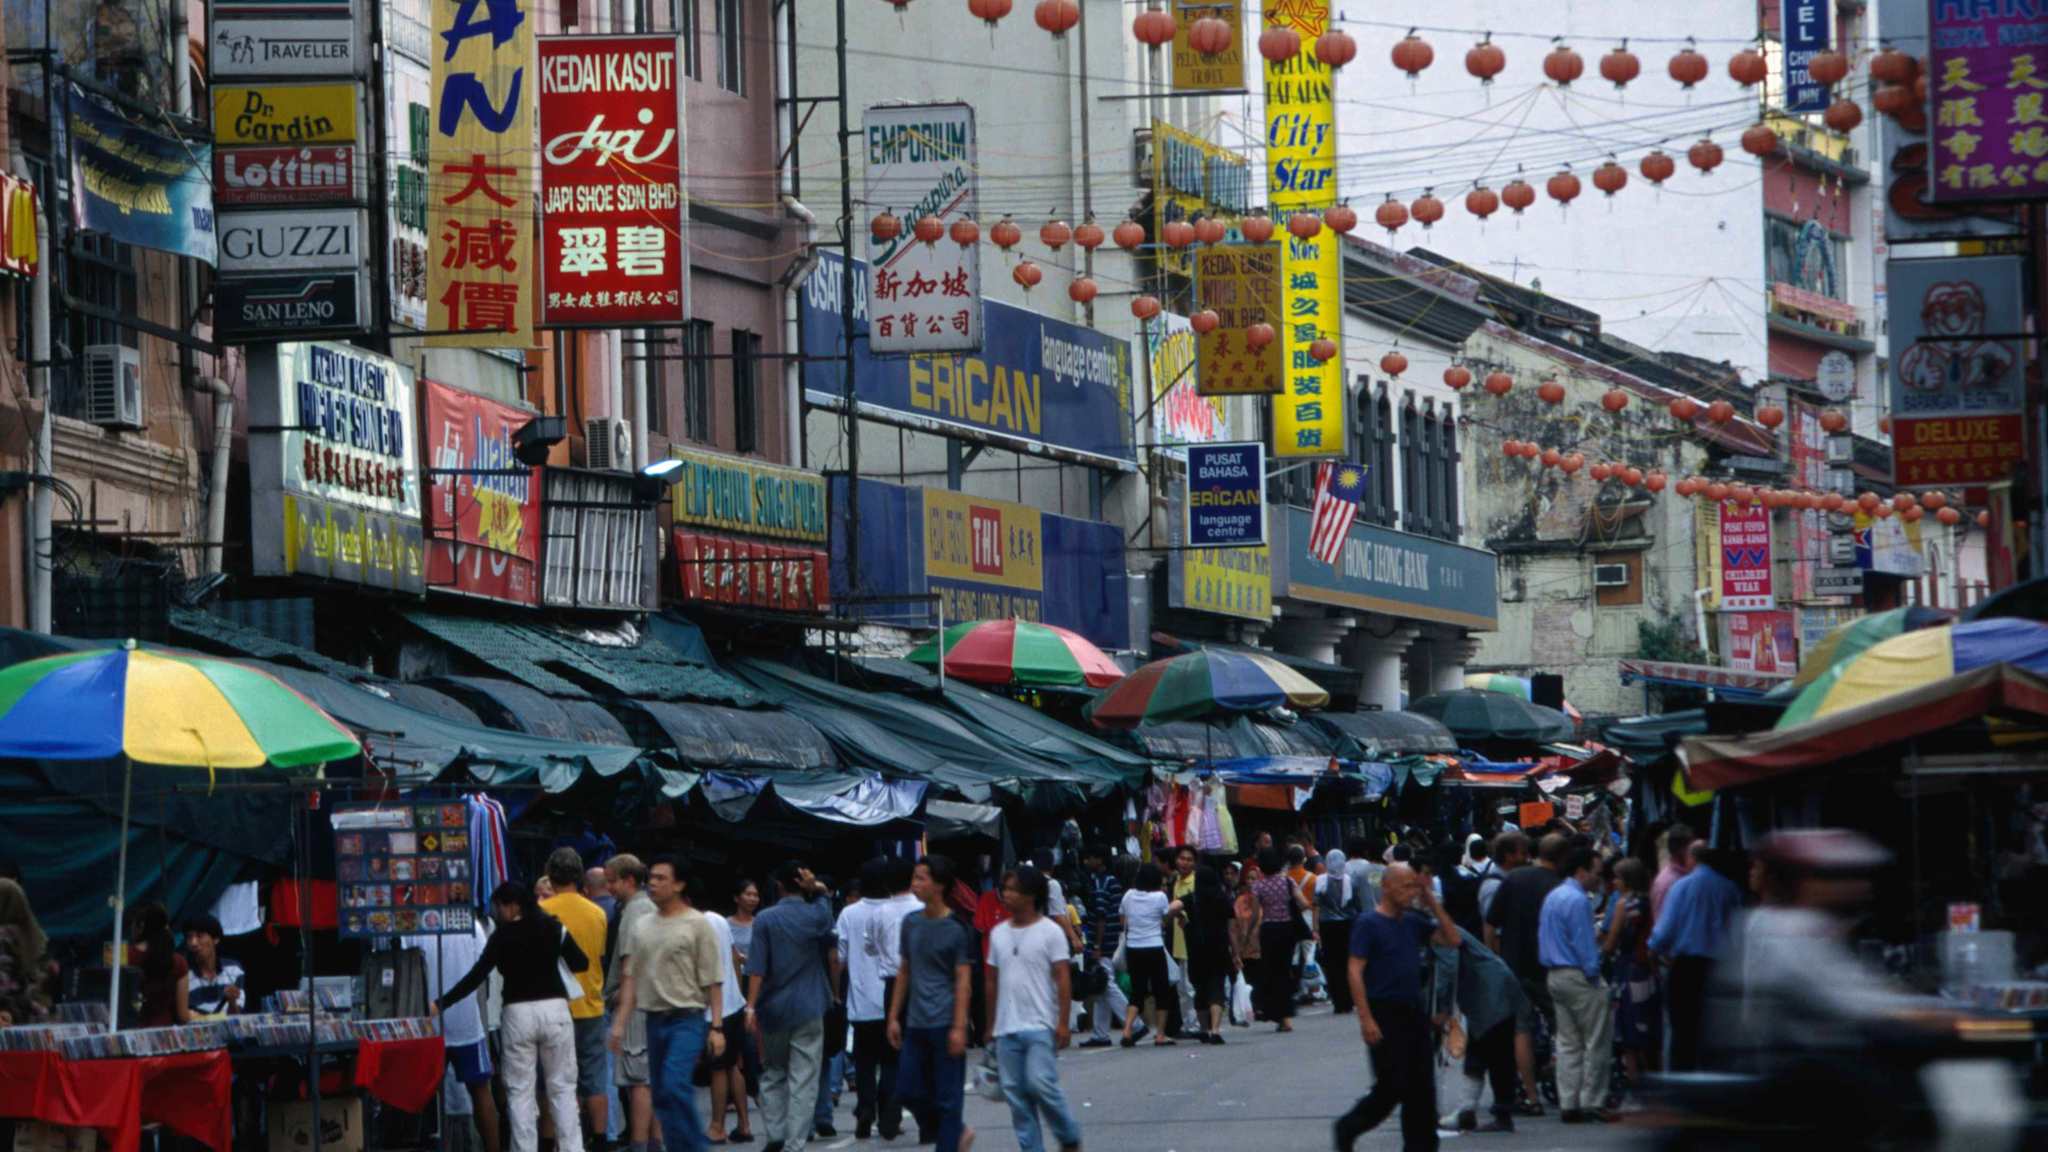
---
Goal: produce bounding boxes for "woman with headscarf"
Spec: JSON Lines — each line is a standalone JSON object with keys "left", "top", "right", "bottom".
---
{"left": 0, "top": 880, "right": 51, "bottom": 1025}
{"left": 1313, "top": 849, "right": 1357, "bottom": 1014}
{"left": 1184, "top": 865, "right": 1235, "bottom": 1044}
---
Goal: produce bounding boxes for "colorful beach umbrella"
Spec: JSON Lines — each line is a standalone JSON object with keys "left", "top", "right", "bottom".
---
{"left": 1790, "top": 606, "right": 1952, "bottom": 690}
{"left": 0, "top": 644, "right": 360, "bottom": 1023}
{"left": 1085, "top": 649, "right": 1328, "bottom": 728}
{"left": 1776, "top": 618, "right": 2048, "bottom": 729}
{"left": 1462, "top": 672, "right": 1584, "bottom": 723}
{"left": 906, "top": 619, "right": 1124, "bottom": 689}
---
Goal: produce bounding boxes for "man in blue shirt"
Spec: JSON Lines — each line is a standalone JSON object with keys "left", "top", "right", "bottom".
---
{"left": 1538, "top": 845, "right": 1610, "bottom": 1123}
{"left": 1647, "top": 848, "right": 1744, "bottom": 1071}
{"left": 1335, "top": 863, "right": 1461, "bottom": 1152}
{"left": 745, "top": 862, "right": 839, "bottom": 1152}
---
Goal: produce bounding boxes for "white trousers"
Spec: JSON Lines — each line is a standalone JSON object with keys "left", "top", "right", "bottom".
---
{"left": 502, "top": 999, "right": 585, "bottom": 1152}
{"left": 1548, "top": 968, "right": 1614, "bottom": 1113}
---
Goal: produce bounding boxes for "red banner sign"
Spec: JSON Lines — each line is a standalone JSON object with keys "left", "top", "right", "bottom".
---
{"left": 674, "top": 530, "right": 830, "bottom": 614}
{"left": 1718, "top": 500, "right": 1774, "bottom": 611}
{"left": 214, "top": 145, "right": 359, "bottom": 205}
{"left": 537, "top": 34, "right": 685, "bottom": 328}
{"left": 423, "top": 380, "right": 542, "bottom": 605}
{"left": 1721, "top": 610, "right": 1796, "bottom": 676}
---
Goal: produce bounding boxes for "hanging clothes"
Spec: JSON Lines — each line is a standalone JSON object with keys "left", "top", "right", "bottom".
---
{"left": 468, "top": 794, "right": 510, "bottom": 904}
{"left": 1208, "top": 780, "right": 1237, "bottom": 855}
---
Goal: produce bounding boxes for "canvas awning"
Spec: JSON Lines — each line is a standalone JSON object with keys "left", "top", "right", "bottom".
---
{"left": 1310, "top": 710, "right": 1459, "bottom": 758}
{"left": 1618, "top": 659, "right": 1792, "bottom": 700}
{"left": 618, "top": 700, "right": 838, "bottom": 773}
{"left": 404, "top": 611, "right": 758, "bottom": 705}
{"left": 697, "top": 771, "right": 925, "bottom": 827}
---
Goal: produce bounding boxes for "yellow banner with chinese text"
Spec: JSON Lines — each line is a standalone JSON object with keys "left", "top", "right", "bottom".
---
{"left": 1264, "top": 0, "right": 1342, "bottom": 457}
{"left": 1179, "top": 544, "right": 1271, "bottom": 621}
{"left": 1194, "top": 244, "right": 1283, "bottom": 395}
{"left": 1171, "top": 1, "right": 1244, "bottom": 92}
{"left": 923, "top": 488, "right": 1043, "bottom": 593}
{"left": 427, "top": 0, "right": 533, "bottom": 347}
{"left": 1153, "top": 119, "right": 1248, "bottom": 279}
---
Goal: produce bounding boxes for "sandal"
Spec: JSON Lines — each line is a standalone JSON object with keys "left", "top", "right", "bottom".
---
{"left": 1153, "top": 1036, "right": 1177, "bottom": 1047}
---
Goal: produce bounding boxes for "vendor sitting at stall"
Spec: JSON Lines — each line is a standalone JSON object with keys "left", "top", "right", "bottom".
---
{"left": 183, "top": 916, "right": 244, "bottom": 1018}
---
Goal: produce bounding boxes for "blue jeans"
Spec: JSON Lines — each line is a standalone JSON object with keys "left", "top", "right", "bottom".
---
{"left": 895, "top": 1027, "right": 965, "bottom": 1152}
{"left": 815, "top": 1049, "right": 844, "bottom": 1127}
{"left": 994, "top": 1030, "right": 1081, "bottom": 1152}
{"left": 646, "top": 1009, "right": 710, "bottom": 1152}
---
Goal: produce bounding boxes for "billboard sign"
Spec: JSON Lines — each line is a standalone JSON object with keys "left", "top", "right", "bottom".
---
{"left": 674, "top": 531, "right": 831, "bottom": 614}
{"left": 1274, "top": 505, "right": 1499, "bottom": 631}
{"left": 862, "top": 103, "right": 981, "bottom": 355}
{"left": 210, "top": 0, "right": 360, "bottom": 78}
{"left": 537, "top": 34, "right": 687, "bottom": 328}
{"left": 1150, "top": 309, "right": 1254, "bottom": 454}
{"left": 212, "top": 82, "right": 359, "bottom": 145}
{"left": 428, "top": 0, "right": 533, "bottom": 345}
{"left": 1152, "top": 118, "right": 1249, "bottom": 278}
{"left": 1169, "top": 544, "right": 1271, "bottom": 621}
{"left": 1721, "top": 610, "right": 1797, "bottom": 675}
{"left": 668, "top": 448, "right": 828, "bottom": 544}
{"left": 1718, "top": 500, "right": 1775, "bottom": 610}
{"left": 386, "top": 52, "right": 431, "bottom": 329}
{"left": 1193, "top": 244, "right": 1284, "bottom": 395}
{"left": 1263, "top": 0, "right": 1342, "bottom": 456}
{"left": 214, "top": 145, "right": 362, "bottom": 205}
{"left": 215, "top": 270, "right": 367, "bottom": 341}
{"left": 67, "top": 84, "right": 217, "bottom": 264}
{"left": 1888, "top": 255, "right": 2025, "bottom": 487}
{"left": 1171, "top": 1, "right": 1244, "bottom": 91}
{"left": 217, "top": 207, "right": 367, "bottom": 273}
{"left": 1780, "top": 0, "right": 1831, "bottom": 114}
{"left": 1184, "top": 442, "right": 1266, "bottom": 548}
{"left": 1927, "top": 0, "right": 2048, "bottom": 202}
{"left": 423, "top": 380, "right": 542, "bottom": 605}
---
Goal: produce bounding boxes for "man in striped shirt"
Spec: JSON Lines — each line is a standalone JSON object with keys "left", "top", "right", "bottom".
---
{"left": 1077, "top": 845, "right": 1140, "bottom": 1048}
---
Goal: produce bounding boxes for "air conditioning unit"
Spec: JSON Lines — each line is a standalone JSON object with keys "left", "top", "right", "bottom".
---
{"left": 1593, "top": 563, "right": 1632, "bottom": 589}
{"left": 583, "top": 417, "right": 631, "bottom": 471}
{"left": 83, "top": 344, "right": 143, "bottom": 430}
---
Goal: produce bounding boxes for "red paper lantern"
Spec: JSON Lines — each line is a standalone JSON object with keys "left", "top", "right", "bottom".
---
{"left": 1443, "top": 366, "right": 1472, "bottom": 391}
{"left": 1287, "top": 211, "right": 1323, "bottom": 240}
{"left": 1689, "top": 137, "right": 1725, "bottom": 173}
{"left": 1622, "top": 467, "right": 1644, "bottom": 488}
{"left": 1731, "top": 485, "right": 1755, "bottom": 505}
{"left": 1874, "top": 84, "right": 1917, "bottom": 119}
{"left": 1741, "top": 122, "right": 1779, "bottom": 158}
{"left": 1380, "top": 351, "right": 1407, "bottom": 377}
{"left": 1503, "top": 440, "right": 1526, "bottom": 461}
{"left": 1978, "top": 510, "right": 1992, "bottom": 528}
{"left": 1893, "top": 492, "right": 1916, "bottom": 512}
{"left": 1916, "top": 71, "right": 1929, "bottom": 104}
{"left": 1645, "top": 471, "right": 1667, "bottom": 493}
{"left": 1668, "top": 44, "right": 1709, "bottom": 88}
{"left": 1373, "top": 198, "right": 1408, "bottom": 234}
{"left": 1857, "top": 492, "right": 1881, "bottom": 512}
{"left": 1132, "top": 6, "right": 1174, "bottom": 47}
{"left": 1012, "top": 259, "right": 1042, "bottom": 288}
{"left": 1871, "top": 47, "right": 1916, "bottom": 86}
{"left": 1502, "top": 178, "right": 1536, "bottom": 214}
{"left": 1483, "top": 371, "right": 1513, "bottom": 396}
{"left": 1823, "top": 99, "right": 1863, "bottom": 133}
{"left": 1544, "top": 42, "right": 1585, "bottom": 86}
{"left": 1189, "top": 16, "right": 1232, "bottom": 57}
{"left": 1601, "top": 43, "right": 1641, "bottom": 89}
{"left": 967, "top": 0, "right": 1011, "bottom": 26}
{"left": 1937, "top": 506, "right": 1962, "bottom": 526}
{"left": 1245, "top": 323, "right": 1276, "bottom": 351}
{"left": 1601, "top": 387, "right": 1629, "bottom": 413}
{"left": 1258, "top": 24, "right": 1300, "bottom": 64}
{"left": 1561, "top": 453, "right": 1584, "bottom": 474}
{"left": 1039, "top": 218, "right": 1072, "bottom": 250}
{"left": 1540, "top": 448, "right": 1561, "bottom": 469}
{"left": 1309, "top": 338, "right": 1338, "bottom": 362}
{"left": 1640, "top": 150, "right": 1676, "bottom": 185}
{"left": 1875, "top": 502, "right": 1894, "bottom": 519}
{"left": 1392, "top": 32, "right": 1434, "bottom": 79}
{"left": 1190, "top": 309, "right": 1220, "bottom": 335}
{"left": 1240, "top": 214, "right": 1274, "bottom": 244}
{"left": 1466, "top": 36, "right": 1506, "bottom": 85}
{"left": 1073, "top": 219, "right": 1104, "bottom": 250}
{"left": 1131, "top": 294, "right": 1162, "bottom": 320}
{"left": 991, "top": 216, "right": 1023, "bottom": 250}
{"left": 1590, "top": 463, "right": 1613, "bottom": 481}
{"left": 1902, "top": 504, "right": 1925, "bottom": 523}
{"left": 1706, "top": 482, "right": 1730, "bottom": 502}
{"left": 1669, "top": 397, "right": 1700, "bottom": 421}
{"left": 1068, "top": 276, "right": 1098, "bottom": 304}
{"left": 1537, "top": 379, "right": 1566, "bottom": 405}
{"left": 1820, "top": 409, "right": 1849, "bottom": 433}
{"left": 1728, "top": 48, "right": 1768, "bottom": 87}
{"left": 1822, "top": 493, "right": 1845, "bottom": 512}
{"left": 1808, "top": 49, "right": 1849, "bottom": 86}
{"left": 1707, "top": 399, "right": 1735, "bottom": 424}
{"left": 1315, "top": 27, "right": 1357, "bottom": 69}
{"left": 1922, "top": 491, "right": 1948, "bottom": 510}
{"left": 913, "top": 214, "right": 945, "bottom": 245}
{"left": 1325, "top": 203, "right": 1360, "bottom": 234}
{"left": 1112, "top": 218, "right": 1145, "bottom": 250}
{"left": 949, "top": 217, "right": 980, "bottom": 247}
{"left": 1033, "top": 0, "right": 1079, "bottom": 38}
{"left": 1879, "top": 414, "right": 1893, "bottom": 434}
{"left": 1756, "top": 405, "right": 1784, "bottom": 428}
{"left": 1162, "top": 219, "right": 1196, "bottom": 248}
{"left": 1193, "top": 215, "right": 1228, "bottom": 245}
{"left": 870, "top": 210, "right": 902, "bottom": 243}
{"left": 1592, "top": 160, "right": 1628, "bottom": 197}
{"left": 1466, "top": 186, "right": 1500, "bottom": 219}
{"left": 1410, "top": 193, "right": 1444, "bottom": 229}
{"left": 1547, "top": 168, "right": 1582, "bottom": 206}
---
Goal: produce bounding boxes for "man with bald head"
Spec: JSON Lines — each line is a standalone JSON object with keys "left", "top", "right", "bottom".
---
{"left": 1335, "top": 863, "right": 1461, "bottom": 1152}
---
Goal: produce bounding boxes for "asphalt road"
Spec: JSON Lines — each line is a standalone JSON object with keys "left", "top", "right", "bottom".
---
{"left": 805, "top": 1004, "right": 1648, "bottom": 1152}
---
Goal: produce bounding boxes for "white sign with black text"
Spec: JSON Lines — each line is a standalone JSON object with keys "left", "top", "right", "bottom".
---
{"left": 218, "top": 207, "right": 368, "bottom": 274}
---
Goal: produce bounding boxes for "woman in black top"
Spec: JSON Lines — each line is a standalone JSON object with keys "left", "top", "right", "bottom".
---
{"left": 437, "top": 881, "right": 590, "bottom": 1152}
{"left": 1186, "top": 865, "right": 1236, "bottom": 1044}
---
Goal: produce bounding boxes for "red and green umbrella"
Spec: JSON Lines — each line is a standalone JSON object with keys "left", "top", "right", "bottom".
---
{"left": 1085, "top": 649, "right": 1329, "bottom": 729}
{"left": 906, "top": 619, "right": 1125, "bottom": 689}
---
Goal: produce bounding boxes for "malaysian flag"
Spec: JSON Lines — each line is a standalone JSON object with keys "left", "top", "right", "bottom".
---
{"left": 1308, "top": 461, "right": 1366, "bottom": 565}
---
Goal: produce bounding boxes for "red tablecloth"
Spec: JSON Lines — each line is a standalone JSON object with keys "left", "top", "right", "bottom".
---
{"left": 353, "top": 1035, "right": 444, "bottom": 1113}
{"left": 0, "top": 1048, "right": 232, "bottom": 1152}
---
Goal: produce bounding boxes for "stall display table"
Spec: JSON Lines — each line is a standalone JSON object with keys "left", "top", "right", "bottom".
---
{"left": 0, "top": 1048, "right": 232, "bottom": 1152}
{"left": 353, "top": 1035, "right": 445, "bottom": 1113}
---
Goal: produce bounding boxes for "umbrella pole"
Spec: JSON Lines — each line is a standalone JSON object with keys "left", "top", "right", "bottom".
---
{"left": 108, "top": 756, "right": 132, "bottom": 1029}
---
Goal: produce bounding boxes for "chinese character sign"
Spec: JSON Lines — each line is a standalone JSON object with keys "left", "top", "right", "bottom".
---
{"left": 1888, "top": 254, "right": 2025, "bottom": 485}
{"left": 1928, "top": 1, "right": 2048, "bottom": 200}
{"left": 423, "top": 379, "right": 542, "bottom": 605}
{"left": 1194, "top": 244, "right": 1283, "bottom": 395}
{"left": 429, "top": 0, "right": 533, "bottom": 346}
{"left": 1779, "top": 0, "right": 1830, "bottom": 114}
{"left": 537, "top": 35, "right": 685, "bottom": 327}
{"left": 1172, "top": 0, "right": 1243, "bottom": 91}
{"left": 863, "top": 103, "right": 981, "bottom": 355}
{"left": 1718, "top": 500, "right": 1774, "bottom": 610}
{"left": 1264, "top": 0, "right": 1342, "bottom": 457}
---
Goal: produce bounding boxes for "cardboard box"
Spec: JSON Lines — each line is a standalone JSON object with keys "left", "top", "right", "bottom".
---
{"left": 12, "top": 1124, "right": 97, "bottom": 1152}
{"left": 268, "top": 1097, "right": 363, "bottom": 1152}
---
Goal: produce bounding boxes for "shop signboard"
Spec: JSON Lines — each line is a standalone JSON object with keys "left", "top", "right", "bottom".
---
{"left": 1171, "top": 0, "right": 1244, "bottom": 91}
{"left": 1152, "top": 119, "right": 1249, "bottom": 278}
{"left": 428, "top": 0, "right": 533, "bottom": 345}
{"left": 1720, "top": 610, "right": 1797, "bottom": 675}
{"left": 212, "top": 82, "right": 360, "bottom": 145}
{"left": 1789, "top": 401, "right": 1829, "bottom": 602}
{"left": 1168, "top": 544, "right": 1271, "bottom": 622}
{"left": 333, "top": 803, "right": 475, "bottom": 939}
{"left": 1779, "top": 0, "right": 1830, "bottom": 114}
{"left": 1150, "top": 310, "right": 1254, "bottom": 455}
{"left": 1274, "top": 505, "right": 1498, "bottom": 630}
{"left": 67, "top": 84, "right": 217, "bottom": 264}
{"left": 211, "top": 0, "right": 359, "bottom": 78}
{"left": 862, "top": 102, "right": 980, "bottom": 355}
{"left": 537, "top": 34, "right": 687, "bottom": 328}
{"left": 0, "top": 174, "right": 38, "bottom": 279}
{"left": 1927, "top": 0, "right": 2048, "bottom": 202}
{"left": 1263, "top": 0, "right": 1343, "bottom": 457}
{"left": 214, "top": 145, "right": 361, "bottom": 205}
{"left": 801, "top": 251, "right": 1135, "bottom": 467}
{"left": 673, "top": 531, "right": 830, "bottom": 614}
{"left": 422, "top": 380, "right": 542, "bottom": 605}
{"left": 215, "top": 270, "right": 368, "bottom": 341}
{"left": 1718, "top": 499, "right": 1774, "bottom": 610}
{"left": 249, "top": 342, "right": 424, "bottom": 593}
{"left": 1888, "top": 255, "right": 2025, "bottom": 487}
{"left": 1874, "top": 0, "right": 2025, "bottom": 242}
{"left": 1193, "top": 244, "right": 1284, "bottom": 396}
{"left": 1184, "top": 442, "right": 1265, "bottom": 548}
{"left": 1853, "top": 509, "right": 1926, "bottom": 577}
{"left": 217, "top": 207, "right": 366, "bottom": 274}
{"left": 386, "top": 52, "right": 431, "bottom": 330}
{"left": 668, "top": 448, "right": 827, "bottom": 544}
{"left": 1814, "top": 567, "right": 1864, "bottom": 596}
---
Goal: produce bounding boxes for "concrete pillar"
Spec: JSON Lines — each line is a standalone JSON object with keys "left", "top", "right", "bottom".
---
{"left": 1267, "top": 606, "right": 1355, "bottom": 666}
{"left": 1434, "top": 633, "right": 1483, "bottom": 694}
{"left": 1348, "top": 622, "right": 1421, "bottom": 712}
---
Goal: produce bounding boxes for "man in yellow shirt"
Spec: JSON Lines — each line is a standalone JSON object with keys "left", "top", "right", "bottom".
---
{"left": 541, "top": 847, "right": 611, "bottom": 1149}
{"left": 1168, "top": 845, "right": 1200, "bottom": 1037}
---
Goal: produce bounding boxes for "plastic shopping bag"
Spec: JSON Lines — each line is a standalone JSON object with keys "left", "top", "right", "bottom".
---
{"left": 1230, "top": 976, "right": 1253, "bottom": 1025}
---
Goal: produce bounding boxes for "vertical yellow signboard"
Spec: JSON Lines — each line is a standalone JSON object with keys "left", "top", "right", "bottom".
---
{"left": 1264, "top": 0, "right": 1343, "bottom": 457}
{"left": 428, "top": 0, "right": 533, "bottom": 346}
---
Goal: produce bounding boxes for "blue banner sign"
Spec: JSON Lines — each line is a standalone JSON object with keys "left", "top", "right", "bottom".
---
{"left": 802, "top": 251, "right": 1136, "bottom": 467}
{"left": 1275, "top": 505, "right": 1498, "bottom": 631}
{"left": 1185, "top": 442, "right": 1266, "bottom": 548}
{"left": 1780, "top": 0, "right": 1831, "bottom": 114}
{"left": 67, "top": 84, "right": 218, "bottom": 264}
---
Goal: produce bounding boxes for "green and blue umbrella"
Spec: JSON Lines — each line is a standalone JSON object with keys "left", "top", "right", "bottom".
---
{"left": 1085, "top": 649, "right": 1328, "bottom": 729}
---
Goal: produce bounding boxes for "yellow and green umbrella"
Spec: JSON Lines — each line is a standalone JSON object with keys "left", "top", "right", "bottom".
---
{"left": 1776, "top": 618, "right": 2048, "bottom": 729}
{"left": 0, "top": 643, "right": 360, "bottom": 1023}
{"left": 1789, "top": 606, "right": 1952, "bottom": 690}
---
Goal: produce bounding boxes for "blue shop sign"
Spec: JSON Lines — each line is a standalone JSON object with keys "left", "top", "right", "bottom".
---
{"left": 831, "top": 476, "right": 1129, "bottom": 650}
{"left": 1185, "top": 442, "right": 1266, "bottom": 548}
{"left": 801, "top": 251, "right": 1136, "bottom": 467}
{"left": 1780, "top": 0, "right": 1831, "bottom": 114}
{"left": 1274, "top": 505, "right": 1498, "bottom": 631}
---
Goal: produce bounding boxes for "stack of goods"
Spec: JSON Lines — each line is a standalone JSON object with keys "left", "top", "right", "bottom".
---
{"left": 0, "top": 1022, "right": 107, "bottom": 1051}
{"left": 55, "top": 1022, "right": 229, "bottom": 1060}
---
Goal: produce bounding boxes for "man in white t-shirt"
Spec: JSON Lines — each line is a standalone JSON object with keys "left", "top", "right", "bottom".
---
{"left": 701, "top": 904, "right": 752, "bottom": 1143}
{"left": 835, "top": 858, "right": 916, "bottom": 1140}
{"left": 408, "top": 922, "right": 502, "bottom": 1152}
{"left": 985, "top": 866, "right": 1082, "bottom": 1152}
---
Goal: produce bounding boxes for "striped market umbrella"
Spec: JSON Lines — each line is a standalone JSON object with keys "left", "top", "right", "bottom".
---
{"left": 906, "top": 619, "right": 1125, "bottom": 689}
{"left": 0, "top": 643, "right": 360, "bottom": 1022}
{"left": 1085, "top": 648, "right": 1329, "bottom": 729}
{"left": 1790, "top": 606, "right": 1953, "bottom": 690}
{"left": 1776, "top": 618, "right": 2048, "bottom": 730}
